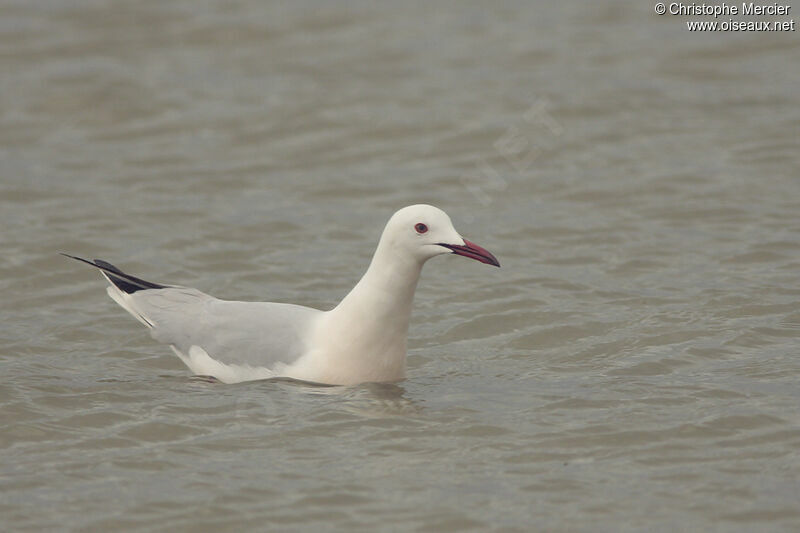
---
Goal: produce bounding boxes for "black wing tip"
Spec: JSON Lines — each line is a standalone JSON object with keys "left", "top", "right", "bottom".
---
{"left": 61, "top": 252, "right": 168, "bottom": 294}
{"left": 105, "top": 274, "right": 146, "bottom": 294}
{"left": 60, "top": 252, "right": 97, "bottom": 268}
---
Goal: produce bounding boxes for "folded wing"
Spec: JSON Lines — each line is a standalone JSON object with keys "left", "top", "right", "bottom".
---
{"left": 64, "top": 255, "right": 321, "bottom": 376}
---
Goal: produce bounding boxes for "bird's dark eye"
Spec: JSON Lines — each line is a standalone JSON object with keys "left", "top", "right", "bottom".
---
{"left": 414, "top": 223, "right": 428, "bottom": 234}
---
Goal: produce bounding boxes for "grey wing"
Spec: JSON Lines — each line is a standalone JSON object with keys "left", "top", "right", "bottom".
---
{"left": 128, "top": 287, "right": 321, "bottom": 369}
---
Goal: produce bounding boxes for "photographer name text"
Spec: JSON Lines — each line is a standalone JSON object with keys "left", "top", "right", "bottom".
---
{"left": 663, "top": 3, "right": 790, "bottom": 17}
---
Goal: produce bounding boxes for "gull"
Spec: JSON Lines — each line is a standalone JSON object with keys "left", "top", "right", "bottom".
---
{"left": 63, "top": 204, "right": 500, "bottom": 385}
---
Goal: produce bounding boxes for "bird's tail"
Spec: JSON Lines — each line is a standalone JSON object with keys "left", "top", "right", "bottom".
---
{"left": 61, "top": 253, "right": 167, "bottom": 328}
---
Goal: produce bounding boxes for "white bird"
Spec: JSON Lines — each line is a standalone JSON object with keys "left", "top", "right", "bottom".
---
{"left": 64, "top": 204, "right": 500, "bottom": 385}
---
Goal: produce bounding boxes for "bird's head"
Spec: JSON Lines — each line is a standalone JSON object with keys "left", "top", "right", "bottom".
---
{"left": 381, "top": 204, "right": 500, "bottom": 267}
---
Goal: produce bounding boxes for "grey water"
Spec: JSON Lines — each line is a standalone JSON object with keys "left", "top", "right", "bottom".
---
{"left": 1, "top": 1, "right": 799, "bottom": 531}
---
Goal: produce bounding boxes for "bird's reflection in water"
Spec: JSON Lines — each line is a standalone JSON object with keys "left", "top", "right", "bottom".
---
{"left": 272, "top": 378, "right": 422, "bottom": 417}
{"left": 189, "top": 375, "right": 421, "bottom": 417}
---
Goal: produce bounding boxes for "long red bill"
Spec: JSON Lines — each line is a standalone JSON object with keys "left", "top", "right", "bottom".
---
{"left": 438, "top": 239, "right": 500, "bottom": 267}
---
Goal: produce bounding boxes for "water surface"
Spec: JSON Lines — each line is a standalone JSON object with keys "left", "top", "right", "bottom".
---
{"left": 1, "top": 1, "right": 799, "bottom": 531}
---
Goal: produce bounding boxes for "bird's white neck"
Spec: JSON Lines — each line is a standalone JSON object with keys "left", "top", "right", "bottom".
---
{"left": 334, "top": 238, "right": 423, "bottom": 337}
{"left": 317, "top": 237, "right": 424, "bottom": 383}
